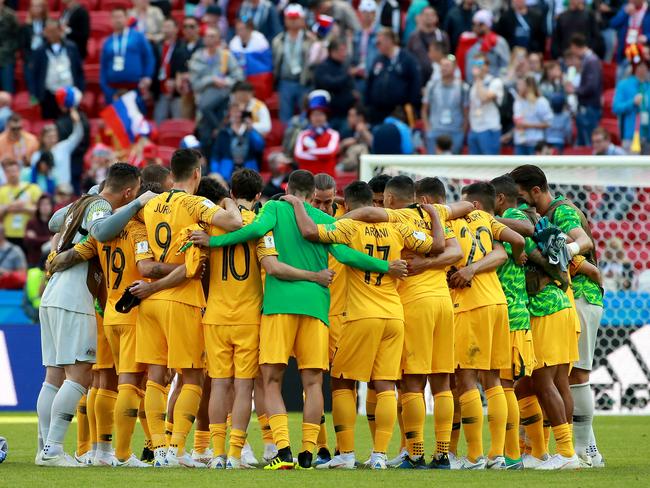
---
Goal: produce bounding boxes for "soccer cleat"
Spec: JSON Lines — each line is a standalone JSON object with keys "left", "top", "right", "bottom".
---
{"left": 536, "top": 453, "right": 580, "bottom": 470}
{"left": 153, "top": 448, "right": 168, "bottom": 468}
{"left": 315, "top": 453, "right": 356, "bottom": 469}
{"left": 486, "top": 456, "right": 506, "bottom": 470}
{"left": 208, "top": 456, "right": 226, "bottom": 469}
{"left": 191, "top": 448, "right": 214, "bottom": 465}
{"left": 459, "top": 456, "right": 487, "bottom": 470}
{"left": 36, "top": 450, "right": 87, "bottom": 467}
{"left": 74, "top": 451, "right": 94, "bottom": 465}
{"left": 578, "top": 454, "right": 593, "bottom": 468}
{"left": 386, "top": 447, "right": 408, "bottom": 467}
{"left": 94, "top": 450, "right": 119, "bottom": 467}
{"left": 263, "top": 443, "right": 278, "bottom": 463}
{"left": 166, "top": 450, "right": 207, "bottom": 468}
{"left": 522, "top": 453, "right": 549, "bottom": 469}
{"left": 505, "top": 457, "right": 524, "bottom": 470}
{"left": 396, "top": 456, "right": 428, "bottom": 469}
{"left": 590, "top": 452, "right": 605, "bottom": 468}
{"left": 369, "top": 452, "right": 387, "bottom": 470}
{"left": 226, "top": 456, "right": 255, "bottom": 469}
{"left": 263, "top": 455, "right": 295, "bottom": 470}
{"left": 241, "top": 443, "right": 259, "bottom": 465}
{"left": 296, "top": 451, "right": 313, "bottom": 469}
{"left": 116, "top": 454, "right": 151, "bottom": 468}
{"left": 428, "top": 452, "right": 451, "bottom": 470}
{"left": 447, "top": 452, "right": 462, "bottom": 470}
{"left": 313, "top": 447, "right": 332, "bottom": 467}
{"left": 140, "top": 446, "right": 154, "bottom": 463}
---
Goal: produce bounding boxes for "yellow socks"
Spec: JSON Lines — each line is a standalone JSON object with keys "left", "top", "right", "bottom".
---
{"left": 433, "top": 391, "right": 454, "bottom": 454}
{"left": 114, "top": 384, "right": 141, "bottom": 461}
{"left": 95, "top": 388, "right": 117, "bottom": 446}
{"left": 316, "top": 414, "right": 328, "bottom": 451}
{"left": 76, "top": 394, "right": 90, "bottom": 455}
{"left": 87, "top": 387, "right": 98, "bottom": 448}
{"left": 374, "top": 390, "right": 397, "bottom": 454}
{"left": 552, "top": 423, "right": 575, "bottom": 458}
{"left": 170, "top": 384, "right": 202, "bottom": 454}
{"left": 396, "top": 390, "right": 406, "bottom": 451}
{"left": 193, "top": 429, "right": 210, "bottom": 454}
{"left": 485, "top": 386, "right": 507, "bottom": 459}
{"left": 543, "top": 417, "right": 551, "bottom": 452}
{"left": 258, "top": 413, "right": 274, "bottom": 444}
{"left": 165, "top": 421, "right": 173, "bottom": 447}
{"left": 503, "top": 388, "right": 520, "bottom": 460}
{"left": 450, "top": 396, "right": 461, "bottom": 454}
{"left": 268, "top": 414, "right": 290, "bottom": 450}
{"left": 460, "top": 389, "right": 483, "bottom": 462}
{"left": 332, "top": 389, "right": 356, "bottom": 453}
{"left": 518, "top": 395, "right": 546, "bottom": 459}
{"left": 401, "top": 392, "right": 425, "bottom": 459}
{"left": 144, "top": 380, "right": 168, "bottom": 450}
{"left": 301, "top": 422, "right": 320, "bottom": 453}
{"left": 209, "top": 423, "right": 227, "bottom": 456}
{"left": 229, "top": 429, "right": 247, "bottom": 459}
{"left": 138, "top": 395, "right": 152, "bottom": 449}
{"left": 366, "top": 388, "right": 377, "bottom": 442}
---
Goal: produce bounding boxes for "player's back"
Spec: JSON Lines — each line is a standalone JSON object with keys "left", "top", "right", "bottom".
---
{"left": 450, "top": 209, "right": 507, "bottom": 313}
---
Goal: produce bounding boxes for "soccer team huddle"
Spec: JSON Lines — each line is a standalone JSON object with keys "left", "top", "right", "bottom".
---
{"left": 33, "top": 148, "right": 605, "bottom": 472}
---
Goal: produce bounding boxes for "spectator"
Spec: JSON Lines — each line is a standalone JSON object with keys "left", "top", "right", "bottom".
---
{"left": 600, "top": 237, "right": 634, "bottom": 290}
{"left": 307, "top": 13, "right": 335, "bottom": 68}
{"left": 467, "top": 54, "right": 504, "bottom": 155}
{"left": 592, "top": 126, "right": 626, "bottom": 155}
{"left": 201, "top": 4, "right": 227, "bottom": 36}
{"left": 0, "top": 92, "right": 11, "bottom": 132}
{"left": 365, "top": 28, "right": 421, "bottom": 124}
{"left": 127, "top": 121, "right": 156, "bottom": 168}
{"left": 502, "top": 46, "right": 529, "bottom": 89}
{"left": 52, "top": 182, "right": 74, "bottom": 209}
{"left": 512, "top": 76, "right": 552, "bottom": 155}
{"left": 371, "top": 107, "right": 415, "bottom": 155}
{"left": 338, "top": 105, "right": 372, "bottom": 171}
{"left": 229, "top": 16, "right": 273, "bottom": 98}
{"left": 141, "top": 143, "right": 163, "bottom": 166}
{"left": 464, "top": 10, "right": 510, "bottom": 84}
{"left": 26, "top": 151, "right": 56, "bottom": 194}
{"left": 539, "top": 60, "right": 565, "bottom": 99}
{"left": 313, "top": 0, "right": 361, "bottom": 42}
{"left": 422, "top": 54, "right": 467, "bottom": 154}
{"left": 153, "top": 18, "right": 189, "bottom": 124}
{"left": 599, "top": 0, "right": 625, "bottom": 63}
{"left": 129, "top": 0, "right": 165, "bottom": 44}
{"left": 54, "top": 88, "right": 89, "bottom": 194}
{"left": 0, "top": 114, "right": 39, "bottom": 176}
{"left": 613, "top": 59, "right": 650, "bottom": 152}
{"left": 610, "top": 0, "right": 650, "bottom": 76}
{"left": 313, "top": 39, "right": 356, "bottom": 131}
{"left": 435, "top": 134, "right": 454, "bottom": 154}
{"left": 211, "top": 103, "right": 264, "bottom": 180}
{"left": 294, "top": 90, "right": 340, "bottom": 175}
{"left": 546, "top": 93, "right": 573, "bottom": 153}
{"left": 407, "top": 6, "right": 450, "bottom": 85}
{"left": 189, "top": 26, "right": 244, "bottom": 144}
{"left": 528, "top": 52, "right": 543, "bottom": 83}
{"left": 565, "top": 34, "right": 603, "bottom": 146}
{"left": 376, "top": 0, "right": 401, "bottom": 36}
{"left": 20, "top": 0, "right": 49, "bottom": 97}
{"left": 404, "top": 0, "right": 429, "bottom": 42}
{"left": 23, "top": 193, "right": 53, "bottom": 267}
{"left": 60, "top": 0, "right": 90, "bottom": 59}
{"left": 261, "top": 150, "right": 291, "bottom": 199}
{"left": 445, "top": 0, "right": 477, "bottom": 54}
{"left": 272, "top": 4, "right": 314, "bottom": 124}
{"left": 495, "top": 0, "right": 546, "bottom": 54}
{"left": 179, "top": 16, "right": 202, "bottom": 119}
{"left": 0, "top": 158, "right": 41, "bottom": 251}
{"left": 351, "top": 0, "right": 379, "bottom": 92}
{"left": 87, "top": 143, "right": 114, "bottom": 185}
{"left": 182, "top": 15, "right": 203, "bottom": 57}
{"left": 534, "top": 140, "right": 555, "bottom": 155}
{"left": 100, "top": 7, "right": 155, "bottom": 104}
{"left": 31, "top": 18, "right": 85, "bottom": 120}
{"left": 0, "top": 0, "right": 19, "bottom": 93}
{"left": 238, "top": 0, "right": 282, "bottom": 43}
{"left": 231, "top": 80, "right": 271, "bottom": 137}
{"left": 552, "top": 0, "right": 603, "bottom": 59}
{"left": 0, "top": 223, "right": 27, "bottom": 289}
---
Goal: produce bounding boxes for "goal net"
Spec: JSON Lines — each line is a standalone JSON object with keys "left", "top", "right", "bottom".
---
{"left": 358, "top": 155, "right": 650, "bottom": 415}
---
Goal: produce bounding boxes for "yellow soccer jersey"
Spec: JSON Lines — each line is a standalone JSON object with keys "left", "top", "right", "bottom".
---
{"left": 386, "top": 204, "right": 455, "bottom": 303}
{"left": 333, "top": 202, "right": 346, "bottom": 219}
{"left": 142, "top": 190, "right": 221, "bottom": 307}
{"left": 450, "top": 210, "right": 508, "bottom": 313}
{"left": 203, "top": 208, "right": 278, "bottom": 326}
{"left": 328, "top": 255, "right": 347, "bottom": 316}
{"left": 75, "top": 219, "right": 153, "bottom": 326}
{"left": 317, "top": 219, "right": 435, "bottom": 322}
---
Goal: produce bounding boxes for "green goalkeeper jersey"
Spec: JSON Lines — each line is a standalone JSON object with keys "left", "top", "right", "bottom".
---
{"left": 207, "top": 200, "right": 390, "bottom": 325}
{"left": 496, "top": 207, "right": 534, "bottom": 331}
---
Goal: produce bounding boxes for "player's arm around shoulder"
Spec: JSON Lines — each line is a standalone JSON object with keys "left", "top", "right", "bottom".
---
{"left": 492, "top": 214, "right": 526, "bottom": 265}
{"left": 342, "top": 205, "right": 390, "bottom": 223}
{"left": 49, "top": 237, "right": 97, "bottom": 274}
{"left": 209, "top": 196, "right": 243, "bottom": 231}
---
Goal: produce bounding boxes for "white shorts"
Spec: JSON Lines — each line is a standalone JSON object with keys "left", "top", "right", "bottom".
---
{"left": 40, "top": 306, "right": 97, "bottom": 367}
{"left": 573, "top": 297, "right": 603, "bottom": 371}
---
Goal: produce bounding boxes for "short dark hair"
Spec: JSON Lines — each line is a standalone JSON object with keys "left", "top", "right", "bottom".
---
{"left": 232, "top": 80, "right": 253, "bottom": 93}
{"left": 231, "top": 168, "right": 263, "bottom": 201}
{"left": 104, "top": 162, "right": 141, "bottom": 192}
{"left": 435, "top": 135, "right": 453, "bottom": 152}
{"left": 170, "top": 148, "right": 202, "bottom": 182}
{"left": 328, "top": 38, "right": 343, "bottom": 54}
{"left": 7, "top": 113, "right": 21, "bottom": 124}
{"left": 287, "top": 170, "right": 315, "bottom": 197}
{"left": 141, "top": 164, "right": 171, "bottom": 186}
{"left": 461, "top": 182, "right": 496, "bottom": 213}
{"left": 510, "top": 164, "right": 549, "bottom": 192}
{"left": 569, "top": 33, "right": 587, "bottom": 49}
{"left": 197, "top": 176, "right": 229, "bottom": 204}
{"left": 415, "top": 177, "right": 446, "bottom": 200}
{"left": 138, "top": 181, "right": 164, "bottom": 196}
{"left": 386, "top": 175, "right": 415, "bottom": 202}
{"left": 112, "top": 6, "right": 127, "bottom": 14}
{"left": 314, "top": 173, "right": 336, "bottom": 191}
{"left": 368, "top": 174, "right": 391, "bottom": 194}
{"left": 490, "top": 174, "right": 519, "bottom": 202}
{"left": 344, "top": 181, "right": 373, "bottom": 208}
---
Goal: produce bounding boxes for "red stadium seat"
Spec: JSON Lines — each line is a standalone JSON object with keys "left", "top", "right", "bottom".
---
{"left": 600, "top": 118, "right": 621, "bottom": 145}
{"left": 563, "top": 146, "right": 592, "bottom": 156}
{"left": 602, "top": 62, "right": 617, "bottom": 91}
{"left": 265, "top": 92, "right": 279, "bottom": 118}
{"left": 157, "top": 145, "right": 176, "bottom": 165}
{"left": 602, "top": 88, "right": 615, "bottom": 119}
{"left": 11, "top": 91, "right": 41, "bottom": 120}
{"left": 265, "top": 119, "right": 285, "bottom": 147}
{"left": 171, "top": 10, "right": 185, "bottom": 25}
{"left": 335, "top": 170, "right": 357, "bottom": 190}
{"left": 88, "top": 118, "right": 105, "bottom": 141}
{"left": 86, "top": 38, "right": 100, "bottom": 63}
{"left": 261, "top": 144, "right": 283, "bottom": 172}
{"left": 83, "top": 64, "right": 102, "bottom": 91}
{"left": 16, "top": 11, "right": 28, "bottom": 23}
{"left": 157, "top": 119, "right": 196, "bottom": 147}
{"left": 14, "top": 59, "right": 26, "bottom": 92}
{"left": 90, "top": 11, "right": 114, "bottom": 40}
{"left": 248, "top": 73, "right": 274, "bottom": 101}
{"left": 100, "top": 0, "right": 132, "bottom": 10}
{"left": 77, "top": 0, "right": 98, "bottom": 9}
{"left": 80, "top": 91, "right": 97, "bottom": 117}
{"left": 500, "top": 145, "right": 514, "bottom": 155}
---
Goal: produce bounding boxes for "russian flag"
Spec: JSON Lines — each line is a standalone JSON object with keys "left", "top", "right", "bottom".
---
{"left": 229, "top": 32, "right": 273, "bottom": 98}
{"left": 100, "top": 91, "right": 144, "bottom": 149}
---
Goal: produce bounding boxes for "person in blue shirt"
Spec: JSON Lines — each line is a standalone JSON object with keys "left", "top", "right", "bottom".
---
{"left": 613, "top": 58, "right": 650, "bottom": 153}
{"left": 371, "top": 107, "right": 414, "bottom": 155}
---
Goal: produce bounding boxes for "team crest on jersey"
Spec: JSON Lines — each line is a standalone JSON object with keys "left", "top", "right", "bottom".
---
{"left": 412, "top": 231, "right": 426, "bottom": 241}
{"left": 91, "top": 210, "right": 106, "bottom": 221}
{"left": 202, "top": 199, "right": 216, "bottom": 208}
{"left": 264, "top": 235, "right": 275, "bottom": 248}
{"left": 136, "top": 241, "right": 149, "bottom": 254}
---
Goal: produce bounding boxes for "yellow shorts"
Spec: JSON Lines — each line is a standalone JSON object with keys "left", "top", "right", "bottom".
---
{"left": 402, "top": 295, "right": 455, "bottom": 375}
{"left": 500, "top": 329, "right": 536, "bottom": 381}
{"left": 136, "top": 299, "right": 204, "bottom": 369}
{"left": 204, "top": 324, "right": 259, "bottom": 379}
{"left": 332, "top": 318, "right": 404, "bottom": 382}
{"left": 105, "top": 324, "right": 145, "bottom": 374}
{"left": 454, "top": 304, "right": 510, "bottom": 371}
{"left": 531, "top": 308, "right": 579, "bottom": 368}
{"left": 259, "top": 314, "right": 328, "bottom": 370}
{"left": 328, "top": 314, "right": 345, "bottom": 363}
{"left": 94, "top": 313, "right": 114, "bottom": 370}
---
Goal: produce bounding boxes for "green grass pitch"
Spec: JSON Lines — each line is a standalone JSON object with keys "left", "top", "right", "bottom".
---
{"left": 0, "top": 412, "right": 648, "bottom": 487}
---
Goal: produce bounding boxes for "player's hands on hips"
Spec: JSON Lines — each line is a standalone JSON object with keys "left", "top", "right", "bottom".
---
{"left": 388, "top": 259, "right": 408, "bottom": 279}
{"left": 189, "top": 231, "right": 210, "bottom": 247}
{"left": 129, "top": 280, "right": 154, "bottom": 299}
{"left": 280, "top": 194, "right": 302, "bottom": 206}
{"left": 449, "top": 265, "right": 475, "bottom": 288}
{"left": 137, "top": 190, "right": 157, "bottom": 206}
{"left": 315, "top": 268, "right": 335, "bottom": 287}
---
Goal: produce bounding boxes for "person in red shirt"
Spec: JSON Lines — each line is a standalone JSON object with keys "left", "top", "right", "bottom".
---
{"left": 293, "top": 90, "right": 340, "bottom": 176}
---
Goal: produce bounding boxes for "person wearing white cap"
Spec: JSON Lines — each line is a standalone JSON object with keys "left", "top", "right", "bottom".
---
{"left": 464, "top": 9, "right": 510, "bottom": 84}
{"left": 271, "top": 4, "right": 314, "bottom": 123}
{"left": 351, "top": 0, "right": 379, "bottom": 92}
